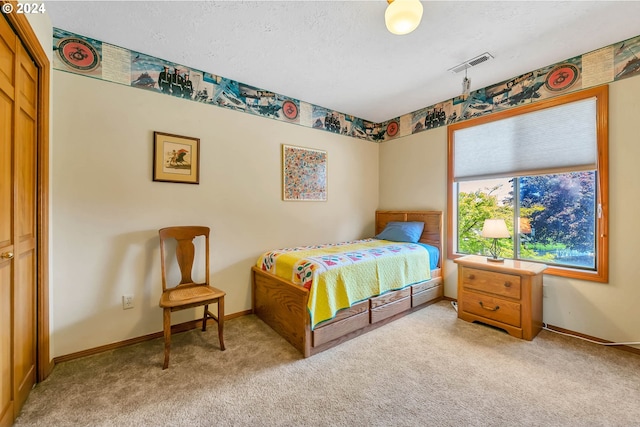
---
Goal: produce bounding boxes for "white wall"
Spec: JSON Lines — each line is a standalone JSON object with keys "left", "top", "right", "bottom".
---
{"left": 51, "top": 72, "right": 379, "bottom": 357}
{"left": 25, "top": 13, "right": 52, "bottom": 61}
{"left": 379, "top": 78, "right": 640, "bottom": 348}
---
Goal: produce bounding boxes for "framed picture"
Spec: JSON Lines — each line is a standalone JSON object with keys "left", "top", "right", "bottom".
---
{"left": 153, "top": 131, "right": 200, "bottom": 184}
{"left": 282, "top": 144, "right": 327, "bottom": 201}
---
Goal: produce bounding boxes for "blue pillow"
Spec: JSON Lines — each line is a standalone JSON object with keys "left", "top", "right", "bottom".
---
{"left": 375, "top": 221, "right": 425, "bottom": 243}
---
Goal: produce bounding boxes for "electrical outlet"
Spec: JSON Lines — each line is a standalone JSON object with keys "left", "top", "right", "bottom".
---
{"left": 122, "top": 294, "right": 134, "bottom": 310}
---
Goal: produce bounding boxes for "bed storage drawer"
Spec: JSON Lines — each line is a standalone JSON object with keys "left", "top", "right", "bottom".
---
{"left": 316, "top": 300, "right": 369, "bottom": 327}
{"left": 370, "top": 288, "right": 411, "bottom": 309}
{"left": 313, "top": 311, "right": 369, "bottom": 347}
{"left": 371, "top": 295, "right": 411, "bottom": 323}
{"left": 412, "top": 283, "right": 443, "bottom": 307}
{"left": 411, "top": 277, "right": 442, "bottom": 294}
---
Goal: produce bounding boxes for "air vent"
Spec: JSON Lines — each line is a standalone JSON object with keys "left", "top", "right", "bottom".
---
{"left": 448, "top": 52, "right": 494, "bottom": 73}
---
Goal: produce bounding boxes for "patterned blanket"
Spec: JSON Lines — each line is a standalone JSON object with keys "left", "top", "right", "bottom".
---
{"left": 256, "top": 238, "right": 431, "bottom": 329}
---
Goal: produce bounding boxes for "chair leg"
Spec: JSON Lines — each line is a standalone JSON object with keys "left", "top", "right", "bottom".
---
{"left": 202, "top": 304, "right": 208, "bottom": 331}
{"left": 163, "top": 308, "right": 171, "bottom": 370}
{"left": 218, "top": 296, "right": 225, "bottom": 351}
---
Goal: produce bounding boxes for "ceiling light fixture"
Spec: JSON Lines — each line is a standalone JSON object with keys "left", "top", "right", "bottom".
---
{"left": 385, "top": 0, "right": 423, "bottom": 35}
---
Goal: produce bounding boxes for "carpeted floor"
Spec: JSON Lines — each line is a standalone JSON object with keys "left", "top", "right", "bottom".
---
{"left": 14, "top": 301, "right": 640, "bottom": 426}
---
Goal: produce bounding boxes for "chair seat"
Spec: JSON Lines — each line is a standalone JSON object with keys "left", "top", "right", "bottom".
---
{"left": 160, "top": 284, "right": 225, "bottom": 308}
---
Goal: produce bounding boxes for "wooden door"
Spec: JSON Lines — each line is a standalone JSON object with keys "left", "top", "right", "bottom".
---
{"left": 0, "top": 13, "right": 38, "bottom": 427}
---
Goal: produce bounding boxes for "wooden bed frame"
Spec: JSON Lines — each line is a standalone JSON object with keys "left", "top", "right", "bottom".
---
{"left": 251, "top": 210, "right": 444, "bottom": 357}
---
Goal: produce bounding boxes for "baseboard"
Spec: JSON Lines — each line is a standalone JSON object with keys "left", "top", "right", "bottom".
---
{"left": 52, "top": 309, "right": 252, "bottom": 365}
{"left": 447, "top": 297, "right": 639, "bottom": 355}
{"left": 544, "top": 323, "right": 640, "bottom": 356}
{"left": 51, "top": 306, "right": 640, "bottom": 365}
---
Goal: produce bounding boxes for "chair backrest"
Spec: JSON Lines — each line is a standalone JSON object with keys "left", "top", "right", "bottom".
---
{"left": 159, "top": 226, "right": 210, "bottom": 292}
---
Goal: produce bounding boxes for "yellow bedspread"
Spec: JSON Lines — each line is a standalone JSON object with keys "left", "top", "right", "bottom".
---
{"left": 256, "top": 238, "right": 431, "bottom": 329}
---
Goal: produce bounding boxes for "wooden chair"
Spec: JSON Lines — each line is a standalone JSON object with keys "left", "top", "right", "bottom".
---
{"left": 158, "top": 226, "right": 225, "bottom": 369}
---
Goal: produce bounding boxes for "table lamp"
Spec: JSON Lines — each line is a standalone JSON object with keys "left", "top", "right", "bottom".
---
{"left": 481, "top": 219, "right": 510, "bottom": 262}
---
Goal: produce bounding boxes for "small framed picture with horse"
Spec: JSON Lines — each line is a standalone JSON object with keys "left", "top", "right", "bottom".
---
{"left": 153, "top": 131, "right": 200, "bottom": 184}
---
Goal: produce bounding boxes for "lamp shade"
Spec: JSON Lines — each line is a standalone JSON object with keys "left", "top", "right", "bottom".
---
{"left": 385, "top": 0, "right": 423, "bottom": 35}
{"left": 481, "top": 219, "right": 510, "bottom": 239}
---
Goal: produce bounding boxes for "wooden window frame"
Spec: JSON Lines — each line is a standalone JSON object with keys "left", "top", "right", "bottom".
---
{"left": 447, "top": 86, "right": 609, "bottom": 283}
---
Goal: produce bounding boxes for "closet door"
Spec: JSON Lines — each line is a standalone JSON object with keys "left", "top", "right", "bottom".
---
{"left": 0, "top": 14, "right": 38, "bottom": 427}
{"left": 0, "top": 14, "right": 16, "bottom": 426}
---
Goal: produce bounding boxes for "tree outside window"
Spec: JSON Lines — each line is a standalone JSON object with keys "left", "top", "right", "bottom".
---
{"left": 457, "top": 172, "right": 596, "bottom": 270}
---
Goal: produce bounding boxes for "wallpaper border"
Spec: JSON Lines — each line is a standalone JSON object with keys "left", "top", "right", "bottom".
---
{"left": 52, "top": 28, "right": 640, "bottom": 143}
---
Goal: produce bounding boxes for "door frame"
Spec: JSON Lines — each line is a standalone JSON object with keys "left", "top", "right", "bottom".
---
{"left": 3, "top": 2, "right": 52, "bottom": 380}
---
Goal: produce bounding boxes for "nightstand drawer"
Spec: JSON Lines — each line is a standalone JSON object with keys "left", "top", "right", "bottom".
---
{"left": 460, "top": 291, "right": 521, "bottom": 327}
{"left": 461, "top": 267, "right": 521, "bottom": 299}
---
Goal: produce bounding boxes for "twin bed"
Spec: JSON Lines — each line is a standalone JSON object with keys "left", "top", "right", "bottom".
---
{"left": 251, "top": 210, "right": 444, "bottom": 357}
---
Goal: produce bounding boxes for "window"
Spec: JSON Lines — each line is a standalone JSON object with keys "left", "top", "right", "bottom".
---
{"left": 448, "top": 86, "right": 608, "bottom": 282}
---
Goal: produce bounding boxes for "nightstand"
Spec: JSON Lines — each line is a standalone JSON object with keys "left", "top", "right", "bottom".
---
{"left": 454, "top": 255, "right": 547, "bottom": 340}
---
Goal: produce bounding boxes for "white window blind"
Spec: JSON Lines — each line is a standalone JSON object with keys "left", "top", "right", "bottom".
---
{"left": 453, "top": 97, "right": 597, "bottom": 181}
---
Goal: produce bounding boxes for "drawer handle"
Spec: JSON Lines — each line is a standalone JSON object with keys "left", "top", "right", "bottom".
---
{"left": 1, "top": 252, "right": 13, "bottom": 260}
{"left": 479, "top": 301, "right": 500, "bottom": 312}
{"left": 504, "top": 281, "right": 511, "bottom": 288}
{"left": 467, "top": 274, "right": 475, "bottom": 280}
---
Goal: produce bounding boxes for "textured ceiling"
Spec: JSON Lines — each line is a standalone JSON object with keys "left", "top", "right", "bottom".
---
{"left": 46, "top": 1, "right": 640, "bottom": 123}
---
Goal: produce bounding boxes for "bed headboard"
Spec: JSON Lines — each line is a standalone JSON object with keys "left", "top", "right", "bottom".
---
{"left": 375, "top": 210, "right": 443, "bottom": 268}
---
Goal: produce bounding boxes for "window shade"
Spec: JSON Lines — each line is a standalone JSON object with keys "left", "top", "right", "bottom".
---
{"left": 453, "top": 97, "right": 597, "bottom": 181}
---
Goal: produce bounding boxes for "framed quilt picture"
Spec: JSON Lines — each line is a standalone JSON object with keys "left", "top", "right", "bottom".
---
{"left": 282, "top": 144, "right": 327, "bottom": 201}
{"left": 153, "top": 131, "right": 200, "bottom": 184}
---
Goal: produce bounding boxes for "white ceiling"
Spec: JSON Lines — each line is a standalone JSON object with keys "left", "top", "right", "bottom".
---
{"left": 46, "top": 1, "right": 640, "bottom": 123}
